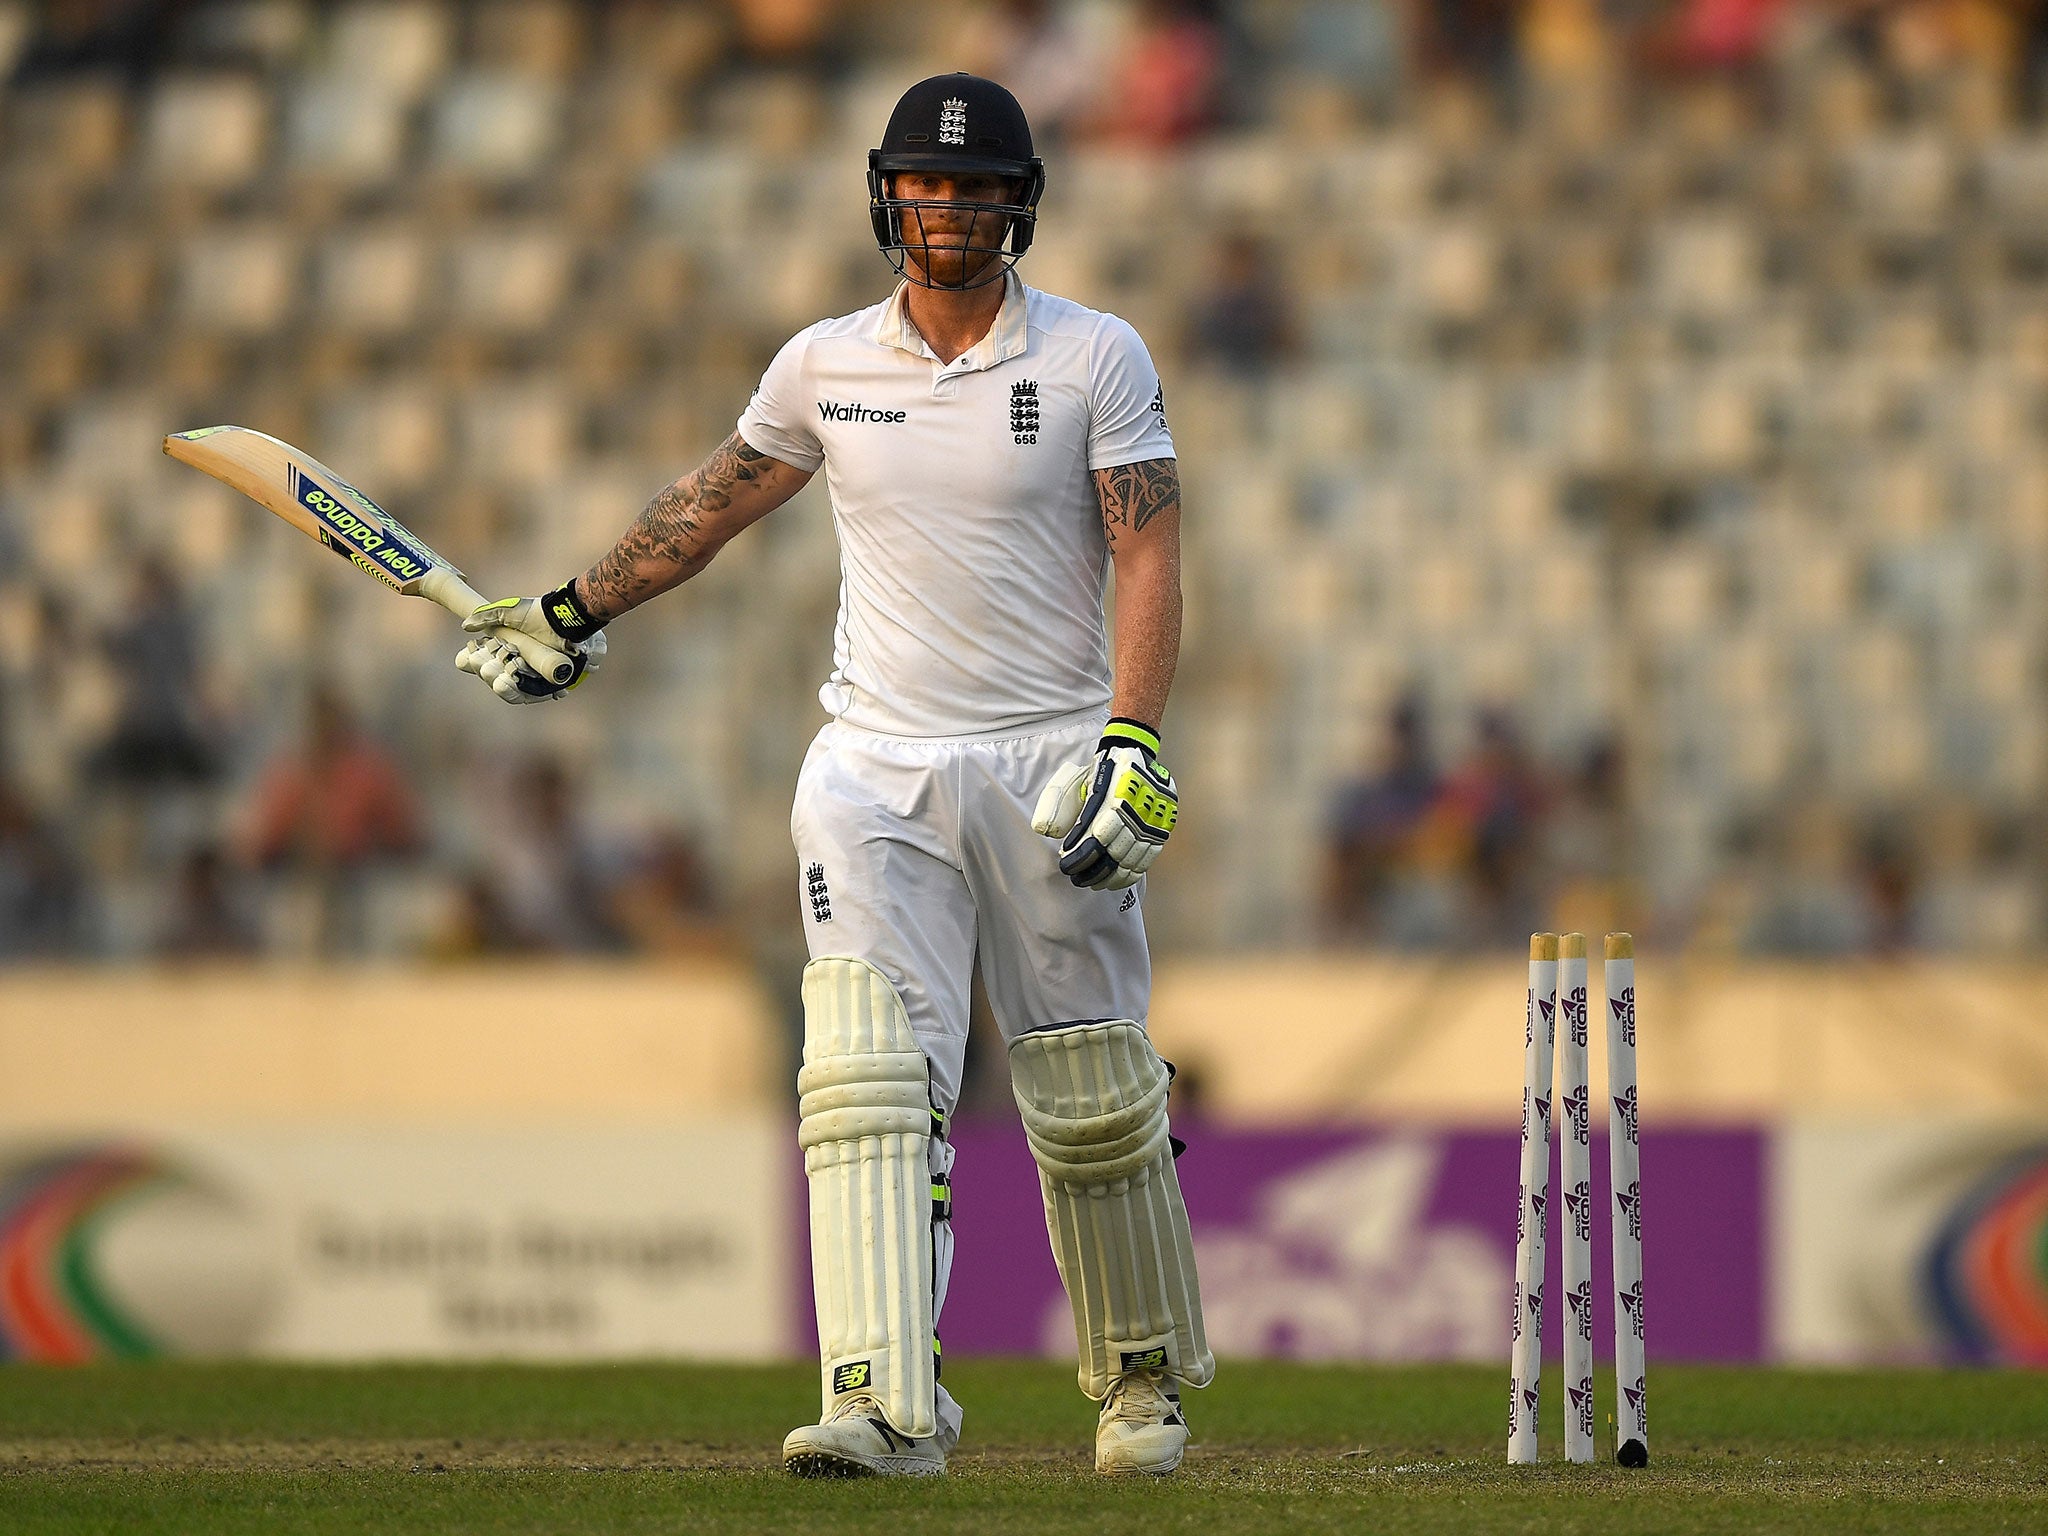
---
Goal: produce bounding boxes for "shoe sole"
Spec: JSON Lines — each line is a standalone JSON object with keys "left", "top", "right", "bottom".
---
{"left": 785, "top": 1449, "right": 876, "bottom": 1479}
{"left": 784, "top": 1449, "right": 945, "bottom": 1479}
{"left": 1096, "top": 1450, "right": 1185, "bottom": 1477}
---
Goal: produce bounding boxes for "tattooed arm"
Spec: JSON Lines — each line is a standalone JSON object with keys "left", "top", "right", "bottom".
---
{"left": 573, "top": 433, "right": 813, "bottom": 622}
{"left": 1093, "top": 456, "right": 1183, "bottom": 732}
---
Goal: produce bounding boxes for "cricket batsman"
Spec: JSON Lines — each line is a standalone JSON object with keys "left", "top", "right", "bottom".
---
{"left": 456, "top": 73, "right": 1211, "bottom": 1477}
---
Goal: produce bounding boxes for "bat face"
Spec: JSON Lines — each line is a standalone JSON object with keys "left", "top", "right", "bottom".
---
{"left": 165, "top": 426, "right": 449, "bottom": 597}
{"left": 286, "top": 462, "right": 440, "bottom": 593}
{"left": 165, "top": 424, "right": 578, "bottom": 686}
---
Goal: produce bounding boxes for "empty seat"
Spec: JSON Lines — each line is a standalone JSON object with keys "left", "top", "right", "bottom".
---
{"left": 17, "top": 477, "right": 111, "bottom": 581}
{"left": 5, "top": 80, "right": 129, "bottom": 185}
{"left": 471, "top": 0, "right": 583, "bottom": 77}
{"left": 1979, "top": 136, "right": 2048, "bottom": 224}
{"left": 309, "top": 225, "right": 430, "bottom": 335}
{"left": 175, "top": 225, "right": 301, "bottom": 336}
{"left": 54, "top": 392, "right": 170, "bottom": 489}
{"left": 40, "top": 233, "right": 158, "bottom": 333}
{"left": 326, "top": 0, "right": 454, "bottom": 103}
{"left": 141, "top": 75, "right": 270, "bottom": 195}
{"left": 1389, "top": 219, "right": 1497, "bottom": 324}
{"left": 450, "top": 382, "right": 574, "bottom": 487}
{"left": 1840, "top": 134, "right": 1953, "bottom": 228}
{"left": 426, "top": 71, "right": 563, "bottom": 184}
{"left": 1646, "top": 214, "right": 1758, "bottom": 318}
{"left": 447, "top": 227, "right": 573, "bottom": 334}
{"left": 283, "top": 73, "right": 410, "bottom": 189}
{"left": 1638, "top": 544, "right": 1727, "bottom": 641}
{"left": 316, "top": 383, "right": 448, "bottom": 494}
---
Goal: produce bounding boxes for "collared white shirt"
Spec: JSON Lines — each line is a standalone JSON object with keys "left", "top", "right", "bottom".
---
{"left": 737, "top": 273, "right": 1175, "bottom": 739}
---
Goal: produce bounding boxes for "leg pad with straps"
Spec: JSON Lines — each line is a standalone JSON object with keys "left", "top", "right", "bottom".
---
{"left": 799, "top": 957, "right": 936, "bottom": 1437}
{"left": 1011, "top": 1018, "right": 1214, "bottom": 1399}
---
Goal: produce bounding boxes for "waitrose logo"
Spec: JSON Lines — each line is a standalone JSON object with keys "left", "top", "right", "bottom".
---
{"left": 819, "top": 401, "right": 907, "bottom": 423}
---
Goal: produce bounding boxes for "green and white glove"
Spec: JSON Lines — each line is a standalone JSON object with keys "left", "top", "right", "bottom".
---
{"left": 456, "top": 582, "right": 606, "bottom": 703}
{"left": 1031, "top": 718, "right": 1179, "bottom": 891}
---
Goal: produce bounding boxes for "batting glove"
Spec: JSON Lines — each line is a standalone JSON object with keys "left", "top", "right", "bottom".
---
{"left": 456, "top": 582, "right": 606, "bottom": 703}
{"left": 455, "top": 632, "right": 605, "bottom": 703}
{"left": 1031, "top": 719, "right": 1179, "bottom": 891}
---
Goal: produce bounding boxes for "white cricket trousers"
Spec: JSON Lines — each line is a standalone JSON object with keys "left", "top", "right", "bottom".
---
{"left": 791, "top": 707, "right": 1155, "bottom": 1437}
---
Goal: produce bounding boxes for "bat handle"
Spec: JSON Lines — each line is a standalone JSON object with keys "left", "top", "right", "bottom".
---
{"left": 427, "top": 571, "right": 578, "bottom": 686}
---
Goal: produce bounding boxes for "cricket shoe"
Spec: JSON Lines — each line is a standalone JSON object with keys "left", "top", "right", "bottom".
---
{"left": 782, "top": 1394, "right": 950, "bottom": 1478}
{"left": 1095, "top": 1369, "right": 1188, "bottom": 1476}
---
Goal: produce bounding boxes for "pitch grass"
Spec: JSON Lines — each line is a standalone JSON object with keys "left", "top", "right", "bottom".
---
{"left": 4, "top": 1362, "right": 2046, "bottom": 1534}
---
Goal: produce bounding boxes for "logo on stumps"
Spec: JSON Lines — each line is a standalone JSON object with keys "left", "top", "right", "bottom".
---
{"left": 1562, "top": 1085, "right": 1590, "bottom": 1146}
{"left": 1613, "top": 1084, "right": 1639, "bottom": 1145}
{"left": 1611, "top": 985, "right": 1636, "bottom": 1045}
{"left": 1569, "top": 1380, "right": 1595, "bottom": 1440}
{"left": 1566, "top": 1279, "right": 1593, "bottom": 1337}
{"left": 1565, "top": 1180, "right": 1591, "bottom": 1242}
{"left": 1619, "top": 1280, "right": 1646, "bottom": 1339}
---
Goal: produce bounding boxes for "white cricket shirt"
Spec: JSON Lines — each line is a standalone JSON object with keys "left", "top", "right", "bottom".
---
{"left": 736, "top": 272, "right": 1175, "bottom": 739}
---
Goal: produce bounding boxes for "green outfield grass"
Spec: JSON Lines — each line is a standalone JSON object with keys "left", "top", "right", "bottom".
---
{"left": 3, "top": 1361, "right": 2045, "bottom": 1534}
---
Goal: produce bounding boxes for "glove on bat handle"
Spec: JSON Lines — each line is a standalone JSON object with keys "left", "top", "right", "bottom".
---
{"left": 422, "top": 568, "right": 576, "bottom": 684}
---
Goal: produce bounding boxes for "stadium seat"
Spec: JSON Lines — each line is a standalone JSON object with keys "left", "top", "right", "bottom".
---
{"left": 327, "top": 0, "right": 455, "bottom": 103}
{"left": 426, "top": 71, "right": 563, "bottom": 185}
{"left": 447, "top": 226, "right": 574, "bottom": 335}
{"left": 283, "top": 73, "right": 412, "bottom": 192}
{"left": 310, "top": 225, "right": 432, "bottom": 336}
{"left": 140, "top": 75, "right": 271, "bottom": 197}
{"left": 174, "top": 225, "right": 302, "bottom": 337}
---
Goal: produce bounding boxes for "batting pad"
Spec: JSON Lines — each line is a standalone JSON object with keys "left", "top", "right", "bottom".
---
{"left": 797, "top": 957, "right": 936, "bottom": 1438}
{"left": 1010, "top": 1019, "right": 1214, "bottom": 1399}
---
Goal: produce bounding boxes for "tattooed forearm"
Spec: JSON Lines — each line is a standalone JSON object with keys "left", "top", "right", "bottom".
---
{"left": 576, "top": 434, "right": 791, "bottom": 620}
{"left": 1093, "top": 457, "right": 1180, "bottom": 548}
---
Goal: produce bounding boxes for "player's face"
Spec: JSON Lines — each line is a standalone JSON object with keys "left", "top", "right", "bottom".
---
{"left": 891, "top": 172, "right": 1017, "bottom": 289}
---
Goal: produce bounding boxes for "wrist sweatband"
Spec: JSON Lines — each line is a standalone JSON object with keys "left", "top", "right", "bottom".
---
{"left": 1100, "top": 717, "right": 1162, "bottom": 760}
{"left": 540, "top": 580, "right": 603, "bottom": 642}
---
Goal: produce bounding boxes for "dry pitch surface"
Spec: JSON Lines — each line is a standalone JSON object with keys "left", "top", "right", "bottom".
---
{"left": 4, "top": 1361, "right": 2045, "bottom": 1534}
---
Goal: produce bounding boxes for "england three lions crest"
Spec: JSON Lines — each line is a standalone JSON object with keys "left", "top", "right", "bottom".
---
{"left": 939, "top": 97, "right": 968, "bottom": 146}
{"left": 1010, "top": 379, "right": 1040, "bottom": 445}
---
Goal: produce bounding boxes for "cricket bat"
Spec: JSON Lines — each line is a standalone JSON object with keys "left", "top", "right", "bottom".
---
{"left": 163, "top": 425, "right": 575, "bottom": 684}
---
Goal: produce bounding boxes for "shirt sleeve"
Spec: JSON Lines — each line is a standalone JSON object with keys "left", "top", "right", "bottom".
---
{"left": 1086, "top": 314, "right": 1176, "bottom": 471}
{"left": 735, "top": 326, "right": 825, "bottom": 473}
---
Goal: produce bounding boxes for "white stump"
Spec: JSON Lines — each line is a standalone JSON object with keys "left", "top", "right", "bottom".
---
{"left": 1508, "top": 933, "right": 1559, "bottom": 1464}
{"left": 1606, "top": 932, "right": 1649, "bottom": 1467}
{"left": 1558, "top": 934, "right": 1595, "bottom": 1463}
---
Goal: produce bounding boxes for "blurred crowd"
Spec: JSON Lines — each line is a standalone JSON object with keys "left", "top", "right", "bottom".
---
{"left": 0, "top": 554, "right": 733, "bottom": 960}
{"left": 8, "top": 4, "right": 2047, "bottom": 144}
{"left": 5, "top": 0, "right": 2048, "bottom": 961}
{"left": 1319, "top": 693, "right": 2035, "bottom": 952}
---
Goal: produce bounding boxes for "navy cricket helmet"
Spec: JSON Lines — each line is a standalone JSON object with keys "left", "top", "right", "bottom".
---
{"left": 868, "top": 72, "right": 1046, "bottom": 290}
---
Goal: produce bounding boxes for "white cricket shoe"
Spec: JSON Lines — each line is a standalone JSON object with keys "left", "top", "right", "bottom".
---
{"left": 1095, "top": 1370, "right": 1189, "bottom": 1476}
{"left": 782, "top": 1394, "right": 950, "bottom": 1478}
